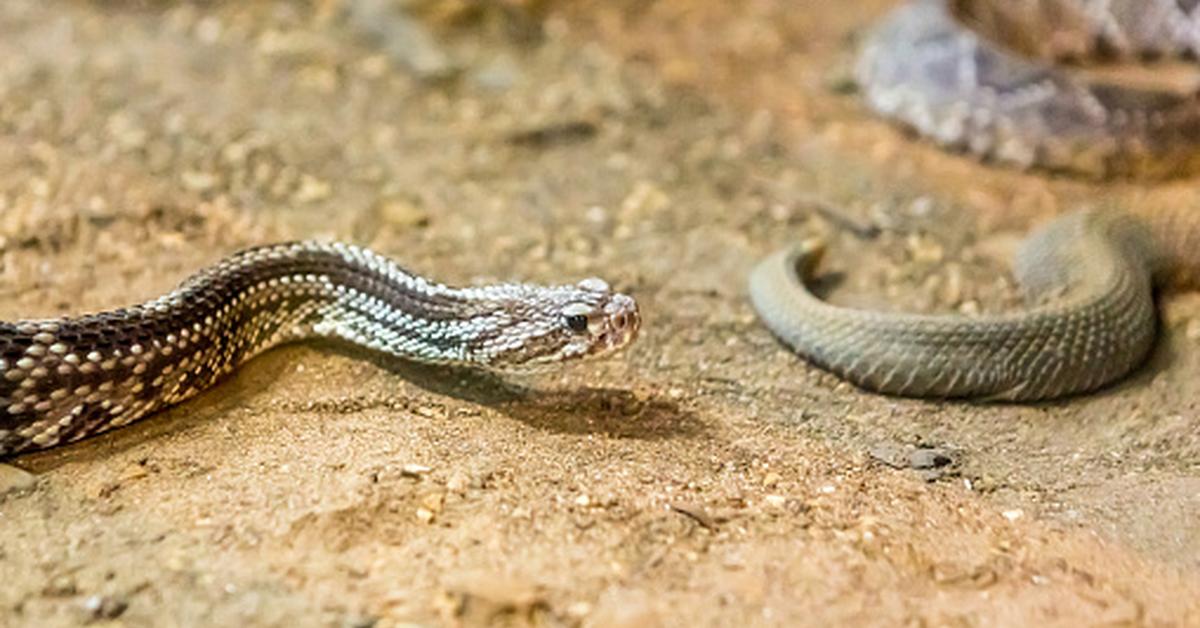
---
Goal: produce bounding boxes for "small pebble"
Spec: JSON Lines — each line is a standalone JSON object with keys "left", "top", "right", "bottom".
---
{"left": 908, "top": 448, "right": 952, "bottom": 470}
{"left": 83, "top": 594, "right": 128, "bottom": 620}
{"left": 446, "top": 472, "right": 469, "bottom": 493}
{"left": 376, "top": 197, "right": 430, "bottom": 228}
{"left": 0, "top": 464, "right": 37, "bottom": 496}
{"left": 400, "top": 463, "right": 431, "bottom": 478}
{"left": 420, "top": 492, "right": 444, "bottom": 513}
{"left": 868, "top": 445, "right": 908, "bottom": 469}
{"left": 293, "top": 175, "right": 331, "bottom": 203}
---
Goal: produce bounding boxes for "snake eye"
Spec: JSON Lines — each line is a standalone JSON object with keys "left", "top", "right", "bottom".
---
{"left": 562, "top": 302, "right": 594, "bottom": 334}
{"left": 565, "top": 314, "right": 589, "bottom": 333}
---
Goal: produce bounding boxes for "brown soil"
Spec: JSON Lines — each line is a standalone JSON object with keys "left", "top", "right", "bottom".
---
{"left": 1, "top": 1, "right": 1198, "bottom": 626}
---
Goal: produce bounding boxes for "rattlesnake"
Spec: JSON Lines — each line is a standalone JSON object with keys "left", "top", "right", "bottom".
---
{"left": 858, "top": 0, "right": 1200, "bottom": 178}
{"left": 0, "top": 241, "right": 640, "bottom": 456}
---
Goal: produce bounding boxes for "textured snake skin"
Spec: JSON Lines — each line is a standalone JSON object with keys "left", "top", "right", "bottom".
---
{"left": 0, "top": 241, "right": 640, "bottom": 456}
{"left": 749, "top": 209, "right": 1171, "bottom": 400}
{"left": 858, "top": 0, "right": 1200, "bottom": 177}
{"left": 950, "top": 0, "right": 1200, "bottom": 60}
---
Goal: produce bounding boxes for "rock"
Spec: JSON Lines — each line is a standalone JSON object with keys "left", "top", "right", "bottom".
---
{"left": 376, "top": 197, "right": 430, "bottom": 229}
{"left": 908, "top": 448, "right": 953, "bottom": 470}
{"left": 82, "top": 594, "right": 128, "bottom": 621}
{"left": 400, "top": 463, "right": 431, "bottom": 478}
{"left": 0, "top": 464, "right": 37, "bottom": 497}
{"left": 871, "top": 445, "right": 954, "bottom": 481}
{"left": 868, "top": 444, "right": 909, "bottom": 469}
{"left": 446, "top": 472, "right": 470, "bottom": 493}
{"left": 293, "top": 175, "right": 332, "bottom": 203}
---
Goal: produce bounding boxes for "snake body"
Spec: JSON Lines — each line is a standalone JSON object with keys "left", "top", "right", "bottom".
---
{"left": 750, "top": 208, "right": 1200, "bottom": 400}
{"left": 0, "top": 241, "right": 639, "bottom": 456}
{"left": 858, "top": 0, "right": 1200, "bottom": 177}
{"left": 746, "top": 2, "right": 1200, "bottom": 399}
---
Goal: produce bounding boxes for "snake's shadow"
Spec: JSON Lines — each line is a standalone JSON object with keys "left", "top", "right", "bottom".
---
{"left": 805, "top": 271, "right": 846, "bottom": 299}
{"left": 319, "top": 341, "right": 709, "bottom": 441}
{"left": 10, "top": 342, "right": 705, "bottom": 472}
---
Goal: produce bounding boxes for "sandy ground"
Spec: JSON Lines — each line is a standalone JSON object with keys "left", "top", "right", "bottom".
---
{"left": 1, "top": 0, "right": 1198, "bottom": 625}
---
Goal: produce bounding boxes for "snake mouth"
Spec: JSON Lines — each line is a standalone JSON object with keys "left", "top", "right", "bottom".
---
{"left": 594, "top": 294, "right": 640, "bottom": 356}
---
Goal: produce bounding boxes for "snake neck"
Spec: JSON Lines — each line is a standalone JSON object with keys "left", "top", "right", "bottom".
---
{"left": 153, "top": 242, "right": 528, "bottom": 367}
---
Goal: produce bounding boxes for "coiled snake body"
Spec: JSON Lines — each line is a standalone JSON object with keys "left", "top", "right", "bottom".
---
{"left": 0, "top": 242, "right": 640, "bottom": 456}
{"left": 751, "top": 208, "right": 1200, "bottom": 401}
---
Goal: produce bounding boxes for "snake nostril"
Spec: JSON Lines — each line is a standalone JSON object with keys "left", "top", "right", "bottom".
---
{"left": 614, "top": 313, "right": 627, "bottom": 329}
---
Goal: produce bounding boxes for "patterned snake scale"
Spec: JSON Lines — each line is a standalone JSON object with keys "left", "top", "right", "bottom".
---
{"left": 750, "top": 208, "right": 1200, "bottom": 401}
{"left": 858, "top": 0, "right": 1200, "bottom": 178}
{"left": 0, "top": 242, "right": 640, "bottom": 457}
